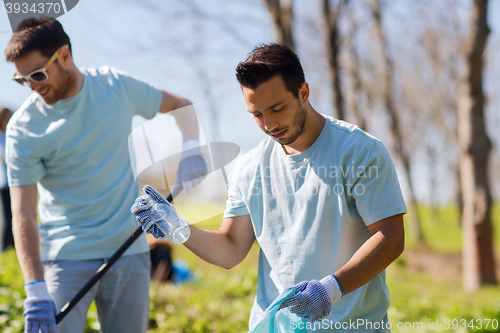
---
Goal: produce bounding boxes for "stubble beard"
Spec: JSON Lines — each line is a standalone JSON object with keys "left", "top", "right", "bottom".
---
{"left": 43, "top": 66, "right": 75, "bottom": 105}
{"left": 277, "top": 103, "right": 307, "bottom": 146}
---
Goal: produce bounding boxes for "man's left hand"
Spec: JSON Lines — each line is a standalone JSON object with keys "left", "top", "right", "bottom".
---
{"left": 279, "top": 275, "right": 343, "bottom": 322}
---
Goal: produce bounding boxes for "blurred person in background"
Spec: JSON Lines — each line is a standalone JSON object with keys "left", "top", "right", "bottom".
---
{"left": 0, "top": 107, "right": 14, "bottom": 251}
{"left": 148, "top": 237, "right": 173, "bottom": 282}
{"left": 4, "top": 17, "right": 206, "bottom": 333}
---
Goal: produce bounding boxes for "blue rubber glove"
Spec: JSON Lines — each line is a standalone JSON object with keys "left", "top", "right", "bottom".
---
{"left": 279, "top": 275, "right": 343, "bottom": 322}
{"left": 176, "top": 140, "right": 208, "bottom": 192}
{"left": 24, "top": 280, "right": 57, "bottom": 333}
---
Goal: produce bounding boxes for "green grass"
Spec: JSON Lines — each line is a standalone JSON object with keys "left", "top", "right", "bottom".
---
{"left": 416, "top": 205, "right": 463, "bottom": 252}
{"left": 387, "top": 258, "right": 500, "bottom": 332}
{"left": 176, "top": 202, "right": 226, "bottom": 229}
{"left": 405, "top": 203, "right": 500, "bottom": 254}
{"left": 1, "top": 203, "right": 499, "bottom": 332}
{"left": 0, "top": 250, "right": 24, "bottom": 333}
{"left": 146, "top": 243, "right": 259, "bottom": 333}
{"left": 389, "top": 202, "right": 500, "bottom": 332}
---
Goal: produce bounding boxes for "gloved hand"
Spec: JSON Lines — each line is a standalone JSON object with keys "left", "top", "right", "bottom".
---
{"left": 131, "top": 185, "right": 188, "bottom": 241}
{"left": 23, "top": 280, "right": 57, "bottom": 333}
{"left": 131, "top": 192, "right": 166, "bottom": 239}
{"left": 176, "top": 140, "right": 207, "bottom": 192}
{"left": 279, "top": 275, "right": 343, "bottom": 322}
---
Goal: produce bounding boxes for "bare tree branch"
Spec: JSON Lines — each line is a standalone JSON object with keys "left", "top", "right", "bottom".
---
{"left": 264, "top": 0, "right": 295, "bottom": 48}
{"left": 370, "top": 0, "right": 424, "bottom": 243}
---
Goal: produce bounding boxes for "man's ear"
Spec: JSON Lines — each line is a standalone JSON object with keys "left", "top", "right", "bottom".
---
{"left": 299, "top": 82, "right": 309, "bottom": 105}
{"left": 59, "top": 48, "right": 72, "bottom": 68}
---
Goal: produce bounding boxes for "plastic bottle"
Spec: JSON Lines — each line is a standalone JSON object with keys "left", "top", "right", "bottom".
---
{"left": 148, "top": 199, "right": 191, "bottom": 244}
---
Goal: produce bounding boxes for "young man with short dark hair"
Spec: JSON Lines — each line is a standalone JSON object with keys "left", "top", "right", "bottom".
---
{"left": 6, "top": 18, "right": 206, "bottom": 333}
{"left": 134, "top": 43, "right": 406, "bottom": 332}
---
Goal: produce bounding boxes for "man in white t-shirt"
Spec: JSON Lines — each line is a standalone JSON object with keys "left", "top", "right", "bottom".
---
{"left": 5, "top": 18, "right": 206, "bottom": 333}
{"left": 133, "top": 43, "right": 406, "bottom": 332}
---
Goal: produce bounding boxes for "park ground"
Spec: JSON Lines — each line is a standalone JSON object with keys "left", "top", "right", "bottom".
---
{"left": 0, "top": 204, "right": 499, "bottom": 332}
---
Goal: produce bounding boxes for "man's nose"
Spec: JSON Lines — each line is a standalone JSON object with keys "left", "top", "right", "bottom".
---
{"left": 262, "top": 115, "right": 278, "bottom": 132}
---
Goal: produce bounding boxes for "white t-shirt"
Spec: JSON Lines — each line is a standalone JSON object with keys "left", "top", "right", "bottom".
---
{"left": 6, "top": 66, "right": 163, "bottom": 261}
{"left": 224, "top": 116, "right": 407, "bottom": 332}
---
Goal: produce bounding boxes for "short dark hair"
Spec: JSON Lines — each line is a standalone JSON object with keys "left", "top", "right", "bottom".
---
{"left": 5, "top": 17, "right": 71, "bottom": 62}
{"left": 0, "top": 107, "right": 13, "bottom": 132}
{"left": 235, "top": 43, "right": 305, "bottom": 98}
{"left": 0, "top": 107, "right": 13, "bottom": 116}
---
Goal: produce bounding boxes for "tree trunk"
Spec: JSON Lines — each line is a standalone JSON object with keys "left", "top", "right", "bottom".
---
{"left": 371, "top": 0, "right": 424, "bottom": 244}
{"left": 345, "top": 2, "right": 366, "bottom": 130}
{"left": 322, "top": 0, "right": 345, "bottom": 120}
{"left": 456, "top": 166, "right": 464, "bottom": 226}
{"left": 264, "top": 0, "right": 295, "bottom": 48}
{"left": 459, "top": 0, "right": 497, "bottom": 291}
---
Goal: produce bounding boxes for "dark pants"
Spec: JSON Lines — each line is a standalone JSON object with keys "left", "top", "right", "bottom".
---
{"left": 1, "top": 187, "right": 14, "bottom": 251}
{"left": 150, "top": 246, "right": 173, "bottom": 282}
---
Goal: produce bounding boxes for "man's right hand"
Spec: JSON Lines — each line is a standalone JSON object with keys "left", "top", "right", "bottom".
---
{"left": 24, "top": 280, "right": 57, "bottom": 333}
{"left": 131, "top": 185, "right": 168, "bottom": 239}
{"left": 131, "top": 185, "right": 188, "bottom": 240}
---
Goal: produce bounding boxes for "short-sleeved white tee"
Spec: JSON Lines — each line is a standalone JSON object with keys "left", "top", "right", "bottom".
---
{"left": 6, "top": 66, "right": 163, "bottom": 261}
{"left": 224, "top": 116, "right": 407, "bottom": 332}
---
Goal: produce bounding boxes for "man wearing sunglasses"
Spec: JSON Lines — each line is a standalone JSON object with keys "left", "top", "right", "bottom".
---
{"left": 4, "top": 18, "right": 206, "bottom": 333}
{"left": 11, "top": 44, "right": 66, "bottom": 86}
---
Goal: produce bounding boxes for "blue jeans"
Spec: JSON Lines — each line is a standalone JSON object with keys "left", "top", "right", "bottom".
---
{"left": 43, "top": 253, "right": 151, "bottom": 333}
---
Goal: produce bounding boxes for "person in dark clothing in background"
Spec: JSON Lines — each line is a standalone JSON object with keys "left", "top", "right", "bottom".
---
{"left": 0, "top": 107, "right": 14, "bottom": 251}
